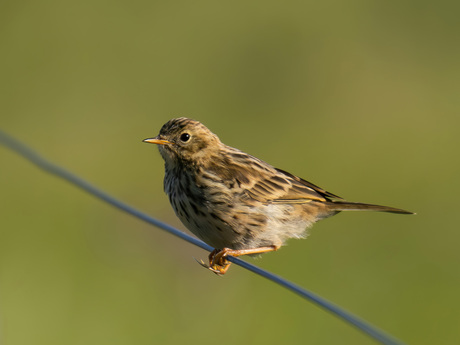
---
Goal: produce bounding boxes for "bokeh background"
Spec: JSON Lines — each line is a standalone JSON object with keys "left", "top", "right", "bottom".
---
{"left": 1, "top": 1, "right": 459, "bottom": 344}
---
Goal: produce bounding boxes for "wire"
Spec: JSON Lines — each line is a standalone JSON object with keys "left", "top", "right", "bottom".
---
{"left": 0, "top": 129, "right": 406, "bottom": 345}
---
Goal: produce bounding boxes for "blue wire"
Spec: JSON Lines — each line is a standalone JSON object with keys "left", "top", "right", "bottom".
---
{"left": 0, "top": 129, "right": 406, "bottom": 345}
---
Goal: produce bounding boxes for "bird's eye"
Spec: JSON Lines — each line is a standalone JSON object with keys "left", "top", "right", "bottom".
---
{"left": 180, "top": 133, "right": 191, "bottom": 142}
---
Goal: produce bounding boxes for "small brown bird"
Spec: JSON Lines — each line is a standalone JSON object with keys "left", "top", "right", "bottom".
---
{"left": 144, "top": 118, "right": 413, "bottom": 275}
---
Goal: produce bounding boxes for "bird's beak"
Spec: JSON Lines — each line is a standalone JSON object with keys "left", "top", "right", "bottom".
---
{"left": 143, "top": 136, "right": 172, "bottom": 145}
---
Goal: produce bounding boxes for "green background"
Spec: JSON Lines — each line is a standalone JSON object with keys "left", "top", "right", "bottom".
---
{"left": 1, "top": 1, "right": 459, "bottom": 344}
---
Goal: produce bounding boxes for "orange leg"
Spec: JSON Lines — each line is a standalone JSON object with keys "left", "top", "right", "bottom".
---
{"left": 200, "top": 246, "right": 279, "bottom": 275}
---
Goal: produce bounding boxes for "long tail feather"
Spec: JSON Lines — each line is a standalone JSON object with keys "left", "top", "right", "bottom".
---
{"left": 326, "top": 201, "right": 414, "bottom": 214}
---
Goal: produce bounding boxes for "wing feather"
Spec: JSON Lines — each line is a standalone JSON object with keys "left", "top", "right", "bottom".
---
{"left": 221, "top": 148, "right": 343, "bottom": 205}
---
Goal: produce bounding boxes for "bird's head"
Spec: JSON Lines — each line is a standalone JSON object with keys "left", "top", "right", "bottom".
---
{"left": 143, "top": 117, "right": 221, "bottom": 167}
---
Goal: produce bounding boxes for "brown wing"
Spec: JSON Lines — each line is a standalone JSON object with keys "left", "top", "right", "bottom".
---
{"left": 242, "top": 167, "right": 343, "bottom": 204}
{"left": 220, "top": 148, "right": 343, "bottom": 205}
{"left": 274, "top": 168, "right": 343, "bottom": 200}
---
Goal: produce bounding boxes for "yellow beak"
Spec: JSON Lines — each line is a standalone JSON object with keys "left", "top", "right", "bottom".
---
{"left": 143, "top": 137, "right": 172, "bottom": 145}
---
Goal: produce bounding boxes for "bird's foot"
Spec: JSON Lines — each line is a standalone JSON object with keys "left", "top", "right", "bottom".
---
{"left": 195, "top": 248, "right": 231, "bottom": 275}
{"left": 196, "top": 246, "right": 279, "bottom": 275}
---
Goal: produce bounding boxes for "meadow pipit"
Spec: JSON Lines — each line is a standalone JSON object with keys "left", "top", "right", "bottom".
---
{"left": 144, "top": 118, "right": 413, "bottom": 275}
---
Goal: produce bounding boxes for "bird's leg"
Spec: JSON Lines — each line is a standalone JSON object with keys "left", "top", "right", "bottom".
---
{"left": 206, "top": 245, "right": 279, "bottom": 275}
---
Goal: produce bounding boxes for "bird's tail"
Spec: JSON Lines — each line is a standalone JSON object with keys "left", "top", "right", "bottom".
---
{"left": 325, "top": 201, "right": 414, "bottom": 215}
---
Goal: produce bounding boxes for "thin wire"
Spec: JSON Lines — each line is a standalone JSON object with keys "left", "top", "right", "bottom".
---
{"left": 0, "top": 130, "right": 406, "bottom": 345}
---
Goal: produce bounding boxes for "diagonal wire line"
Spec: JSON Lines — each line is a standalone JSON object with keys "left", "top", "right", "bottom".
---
{"left": 0, "top": 130, "right": 406, "bottom": 345}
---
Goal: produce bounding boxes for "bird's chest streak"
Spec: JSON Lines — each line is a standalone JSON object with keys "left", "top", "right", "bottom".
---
{"left": 164, "top": 169, "right": 241, "bottom": 247}
{"left": 164, "top": 167, "right": 262, "bottom": 248}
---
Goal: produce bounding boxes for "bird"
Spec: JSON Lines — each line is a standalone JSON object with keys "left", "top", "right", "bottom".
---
{"left": 143, "top": 117, "right": 413, "bottom": 275}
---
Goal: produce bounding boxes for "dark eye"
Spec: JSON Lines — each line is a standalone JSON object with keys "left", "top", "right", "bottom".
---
{"left": 180, "top": 133, "right": 190, "bottom": 142}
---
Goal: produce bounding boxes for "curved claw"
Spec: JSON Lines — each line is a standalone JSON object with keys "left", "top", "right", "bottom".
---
{"left": 194, "top": 257, "right": 209, "bottom": 268}
{"left": 194, "top": 257, "right": 227, "bottom": 275}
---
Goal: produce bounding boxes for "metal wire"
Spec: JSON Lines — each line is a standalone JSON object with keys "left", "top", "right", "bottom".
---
{"left": 0, "top": 129, "right": 406, "bottom": 345}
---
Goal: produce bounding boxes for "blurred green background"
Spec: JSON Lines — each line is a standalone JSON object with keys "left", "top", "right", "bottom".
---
{"left": 1, "top": 1, "right": 459, "bottom": 344}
